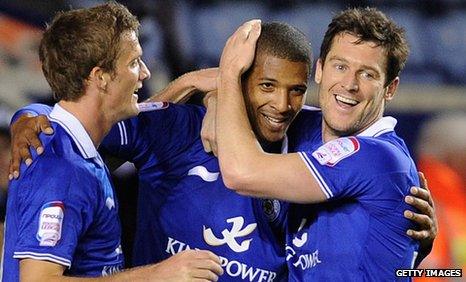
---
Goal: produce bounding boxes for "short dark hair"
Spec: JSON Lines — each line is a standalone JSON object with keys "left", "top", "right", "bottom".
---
{"left": 39, "top": 2, "right": 140, "bottom": 101}
{"left": 319, "top": 7, "right": 409, "bottom": 86}
{"left": 255, "top": 22, "right": 312, "bottom": 69}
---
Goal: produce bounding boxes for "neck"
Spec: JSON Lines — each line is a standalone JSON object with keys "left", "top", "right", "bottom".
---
{"left": 322, "top": 116, "right": 383, "bottom": 143}
{"left": 58, "top": 98, "right": 113, "bottom": 148}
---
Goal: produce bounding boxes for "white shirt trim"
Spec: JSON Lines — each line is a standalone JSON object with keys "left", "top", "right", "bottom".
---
{"left": 14, "top": 251, "right": 71, "bottom": 267}
{"left": 357, "top": 116, "right": 397, "bottom": 137}
{"left": 49, "top": 104, "right": 98, "bottom": 159}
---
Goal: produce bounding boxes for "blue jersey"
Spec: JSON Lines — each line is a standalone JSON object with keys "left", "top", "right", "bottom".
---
{"left": 2, "top": 105, "right": 123, "bottom": 281}
{"left": 285, "top": 108, "right": 420, "bottom": 281}
{"left": 101, "top": 103, "right": 287, "bottom": 281}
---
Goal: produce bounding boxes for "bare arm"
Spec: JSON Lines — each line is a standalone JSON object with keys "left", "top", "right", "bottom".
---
{"left": 147, "top": 68, "right": 218, "bottom": 103}
{"left": 20, "top": 250, "right": 223, "bottom": 282}
{"left": 9, "top": 68, "right": 219, "bottom": 178}
{"left": 216, "top": 20, "right": 326, "bottom": 203}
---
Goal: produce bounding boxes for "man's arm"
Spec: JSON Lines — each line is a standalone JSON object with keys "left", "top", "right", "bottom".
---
{"left": 20, "top": 249, "right": 223, "bottom": 282}
{"left": 147, "top": 68, "right": 218, "bottom": 103}
{"left": 9, "top": 68, "right": 219, "bottom": 178}
{"left": 216, "top": 20, "right": 326, "bottom": 203}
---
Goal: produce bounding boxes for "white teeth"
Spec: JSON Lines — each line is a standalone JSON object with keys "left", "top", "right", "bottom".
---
{"left": 264, "top": 115, "right": 282, "bottom": 124}
{"left": 335, "top": 95, "right": 358, "bottom": 105}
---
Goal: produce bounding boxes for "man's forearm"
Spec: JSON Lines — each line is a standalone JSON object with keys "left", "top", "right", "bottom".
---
{"left": 147, "top": 75, "right": 198, "bottom": 103}
{"left": 146, "top": 68, "right": 218, "bottom": 104}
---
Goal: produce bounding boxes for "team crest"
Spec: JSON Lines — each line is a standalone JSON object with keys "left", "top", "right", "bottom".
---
{"left": 262, "top": 199, "right": 281, "bottom": 222}
{"left": 312, "top": 136, "right": 360, "bottom": 166}
{"left": 37, "top": 201, "right": 65, "bottom": 247}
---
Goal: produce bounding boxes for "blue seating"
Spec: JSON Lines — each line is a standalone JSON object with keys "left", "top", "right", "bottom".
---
{"left": 191, "top": 1, "right": 266, "bottom": 67}
{"left": 268, "top": 3, "right": 339, "bottom": 62}
{"left": 424, "top": 11, "right": 466, "bottom": 84}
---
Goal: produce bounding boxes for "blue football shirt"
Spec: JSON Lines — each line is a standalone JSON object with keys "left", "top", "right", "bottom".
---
{"left": 286, "top": 108, "right": 420, "bottom": 281}
{"left": 101, "top": 103, "right": 288, "bottom": 281}
{"left": 2, "top": 104, "right": 123, "bottom": 281}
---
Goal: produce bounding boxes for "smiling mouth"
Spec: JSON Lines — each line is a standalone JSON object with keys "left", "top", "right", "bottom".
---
{"left": 262, "top": 113, "right": 289, "bottom": 129}
{"left": 334, "top": 94, "right": 358, "bottom": 107}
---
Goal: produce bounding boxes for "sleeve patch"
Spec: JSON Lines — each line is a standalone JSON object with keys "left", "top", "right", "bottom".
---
{"left": 312, "top": 137, "right": 360, "bottom": 167}
{"left": 137, "top": 102, "right": 169, "bottom": 112}
{"left": 36, "top": 201, "right": 64, "bottom": 247}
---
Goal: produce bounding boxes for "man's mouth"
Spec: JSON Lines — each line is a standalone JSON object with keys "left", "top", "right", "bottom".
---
{"left": 262, "top": 113, "right": 289, "bottom": 129}
{"left": 334, "top": 94, "right": 358, "bottom": 107}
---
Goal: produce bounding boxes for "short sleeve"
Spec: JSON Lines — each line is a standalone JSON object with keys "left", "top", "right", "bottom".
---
{"left": 100, "top": 103, "right": 205, "bottom": 165}
{"left": 298, "top": 136, "right": 416, "bottom": 202}
{"left": 12, "top": 157, "right": 96, "bottom": 267}
{"left": 10, "top": 103, "right": 53, "bottom": 125}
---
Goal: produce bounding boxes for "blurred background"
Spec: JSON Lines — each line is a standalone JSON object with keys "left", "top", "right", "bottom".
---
{"left": 0, "top": 0, "right": 465, "bottom": 277}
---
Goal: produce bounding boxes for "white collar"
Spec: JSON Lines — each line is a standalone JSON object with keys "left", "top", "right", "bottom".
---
{"left": 49, "top": 104, "right": 98, "bottom": 159}
{"left": 357, "top": 116, "right": 397, "bottom": 137}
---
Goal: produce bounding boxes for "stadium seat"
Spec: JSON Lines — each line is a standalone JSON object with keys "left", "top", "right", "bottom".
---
{"left": 191, "top": 1, "right": 266, "bottom": 67}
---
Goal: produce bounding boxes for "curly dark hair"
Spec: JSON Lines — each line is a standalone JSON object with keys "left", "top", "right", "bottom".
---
{"left": 39, "top": 2, "right": 140, "bottom": 101}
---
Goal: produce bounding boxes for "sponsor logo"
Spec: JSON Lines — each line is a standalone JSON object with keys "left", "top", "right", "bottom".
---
{"left": 292, "top": 218, "right": 308, "bottom": 248}
{"left": 286, "top": 247, "right": 322, "bottom": 270}
{"left": 187, "top": 166, "right": 219, "bottom": 182}
{"left": 166, "top": 237, "right": 277, "bottom": 281}
{"left": 262, "top": 199, "right": 281, "bottom": 222}
{"left": 286, "top": 218, "right": 322, "bottom": 270}
{"left": 312, "top": 136, "right": 360, "bottom": 166}
{"left": 203, "top": 216, "right": 257, "bottom": 253}
{"left": 102, "top": 265, "right": 122, "bottom": 276}
{"left": 37, "top": 201, "right": 64, "bottom": 247}
{"left": 106, "top": 197, "right": 115, "bottom": 210}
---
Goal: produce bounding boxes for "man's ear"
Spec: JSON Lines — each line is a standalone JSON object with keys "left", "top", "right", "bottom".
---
{"left": 384, "top": 77, "right": 399, "bottom": 101}
{"left": 314, "top": 58, "right": 323, "bottom": 84}
{"left": 89, "top": 67, "right": 110, "bottom": 91}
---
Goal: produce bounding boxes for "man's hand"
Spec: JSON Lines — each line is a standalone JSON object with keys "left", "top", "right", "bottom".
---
{"left": 404, "top": 172, "right": 437, "bottom": 266}
{"left": 149, "top": 250, "right": 224, "bottom": 281}
{"left": 219, "top": 20, "right": 261, "bottom": 77}
{"left": 149, "top": 68, "right": 219, "bottom": 104}
{"left": 9, "top": 114, "right": 52, "bottom": 180}
{"left": 201, "top": 91, "right": 218, "bottom": 156}
{"left": 20, "top": 249, "right": 224, "bottom": 281}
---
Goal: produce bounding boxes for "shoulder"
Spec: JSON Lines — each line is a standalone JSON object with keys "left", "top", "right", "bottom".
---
{"left": 292, "top": 106, "right": 322, "bottom": 128}
{"left": 288, "top": 106, "right": 322, "bottom": 148}
{"left": 311, "top": 135, "right": 413, "bottom": 173}
{"left": 138, "top": 103, "right": 206, "bottom": 120}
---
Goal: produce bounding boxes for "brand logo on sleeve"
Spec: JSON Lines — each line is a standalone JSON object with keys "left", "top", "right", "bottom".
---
{"left": 37, "top": 201, "right": 64, "bottom": 247}
{"left": 203, "top": 216, "right": 257, "bottom": 253}
{"left": 312, "top": 137, "right": 360, "bottom": 166}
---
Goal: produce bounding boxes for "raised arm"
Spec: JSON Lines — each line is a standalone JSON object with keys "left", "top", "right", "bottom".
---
{"left": 9, "top": 68, "right": 219, "bottom": 179}
{"left": 215, "top": 20, "right": 326, "bottom": 203}
{"left": 148, "top": 68, "right": 218, "bottom": 103}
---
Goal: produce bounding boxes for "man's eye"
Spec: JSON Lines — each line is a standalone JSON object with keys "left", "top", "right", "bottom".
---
{"left": 335, "top": 64, "right": 346, "bottom": 71}
{"left": 130, "top": 59, "right": 140, "bottom": 68}
{"left": 291, "top": 88, "right": 306, "bottom": 95}
{"left": 260, "top": 83, "right": 273, "bottom": 89}
{"left": 361, "top": 71, "right": 375, "bottom": 80}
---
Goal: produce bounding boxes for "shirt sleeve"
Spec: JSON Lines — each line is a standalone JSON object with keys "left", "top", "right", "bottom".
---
{"left": 10, "top": 103, "right": 53, "bottom": 125}
{"left": 298, "top": 136, "right": 418, "bottom": 203}
{"left": 100, "top": 103, "right": 206, "bottom": 166}
{"left": 12, "top": 157, "right": 96, "bottom": 267}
